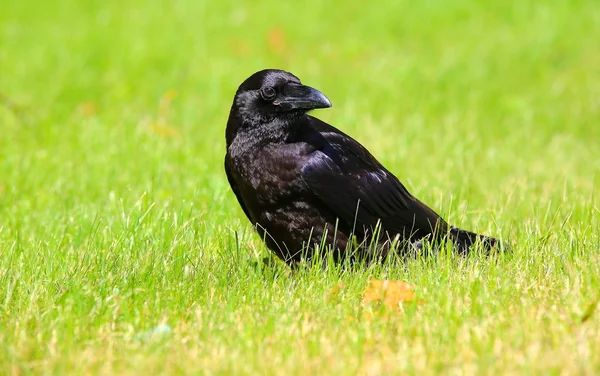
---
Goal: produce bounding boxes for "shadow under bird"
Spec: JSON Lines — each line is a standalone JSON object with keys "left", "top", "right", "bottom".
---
{"left": 225, "top": 69, "right": 504, "bottom": 266}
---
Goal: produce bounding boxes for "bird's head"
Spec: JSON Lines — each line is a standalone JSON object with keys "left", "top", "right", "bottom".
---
{"left": 226, "top": 69, "right": 331, "bottom": 145}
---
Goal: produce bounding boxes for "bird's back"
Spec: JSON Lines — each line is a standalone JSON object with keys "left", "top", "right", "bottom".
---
{"left": 299, "top": 116, "right": 448, "bottom": 239}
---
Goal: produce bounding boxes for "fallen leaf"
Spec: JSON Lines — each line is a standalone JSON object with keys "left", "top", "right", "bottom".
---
{"left": 361, "top": 279, "right": 423, "bottom": 310}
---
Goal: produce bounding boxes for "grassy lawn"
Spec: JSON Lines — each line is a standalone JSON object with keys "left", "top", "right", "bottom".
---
{"left": 1, "top": 0, "right": 599, "bottom": 374}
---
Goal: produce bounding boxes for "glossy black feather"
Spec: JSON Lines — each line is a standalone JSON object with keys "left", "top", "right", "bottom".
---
{"left": 298, "top": 116, "right": 445, "bottom": 240}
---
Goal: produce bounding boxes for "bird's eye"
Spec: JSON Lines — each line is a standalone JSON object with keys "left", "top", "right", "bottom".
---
{"left": 260, "top": 86, "right": 277, "bottom": 101}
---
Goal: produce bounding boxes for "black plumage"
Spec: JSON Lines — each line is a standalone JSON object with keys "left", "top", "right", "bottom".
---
{"left": 225, "top": 69, "right": 503, "bottom": 266}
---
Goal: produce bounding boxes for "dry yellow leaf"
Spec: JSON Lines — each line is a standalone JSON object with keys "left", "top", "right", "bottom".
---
{"left": 361, "top": 279, "right": 423, "bottom": 310}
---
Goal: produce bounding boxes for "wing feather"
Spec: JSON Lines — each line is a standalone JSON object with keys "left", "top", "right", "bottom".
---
{"left": 300, "top": 117, "right": 446, "bottom": 239}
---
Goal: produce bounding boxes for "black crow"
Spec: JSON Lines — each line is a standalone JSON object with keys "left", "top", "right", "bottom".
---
{"left": 225, "top": 69, "right": 504, "bottom": 266}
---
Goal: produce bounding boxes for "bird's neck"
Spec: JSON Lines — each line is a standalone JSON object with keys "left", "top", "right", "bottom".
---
{"left": 227, "top": 116, "right": 303, "bottom": 160}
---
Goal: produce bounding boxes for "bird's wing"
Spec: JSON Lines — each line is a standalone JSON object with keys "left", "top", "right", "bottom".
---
{"left": 224, "top": 156, "right": 253, "bottom": 223}
{"left": 299, "top": 116, "right": 445, "bottom": 239}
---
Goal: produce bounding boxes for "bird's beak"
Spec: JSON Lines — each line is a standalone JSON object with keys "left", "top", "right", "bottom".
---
{"left": 275, "top": 83, "right": 332, "bottom": 111}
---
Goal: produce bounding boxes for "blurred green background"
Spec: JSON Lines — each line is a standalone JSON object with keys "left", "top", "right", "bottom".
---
{"left": 1, "top": 0, "right": 599, "bottom": 374}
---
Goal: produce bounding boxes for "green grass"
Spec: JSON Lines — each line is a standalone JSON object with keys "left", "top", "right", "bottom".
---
{"left": 1, "top": 0, "right": 600, "bottom": 374}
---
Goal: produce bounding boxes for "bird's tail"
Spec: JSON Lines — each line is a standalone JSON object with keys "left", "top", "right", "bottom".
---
{"left": 449, "top": 226, "right": 509, "bottom": 254}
